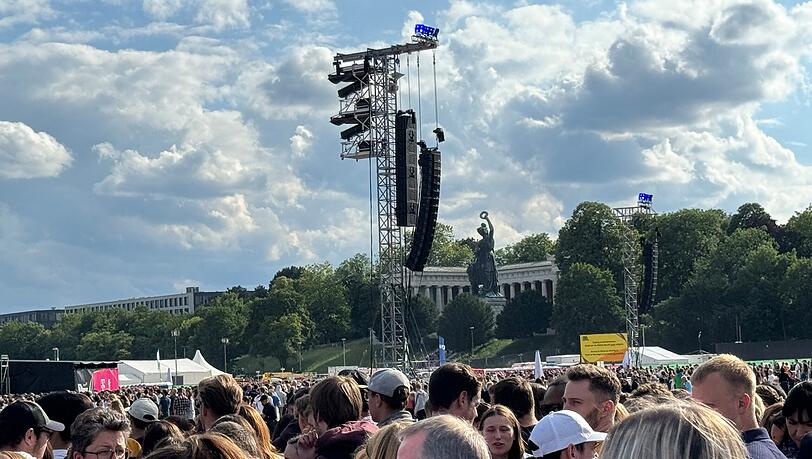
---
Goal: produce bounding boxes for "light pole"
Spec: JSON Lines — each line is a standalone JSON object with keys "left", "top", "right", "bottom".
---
{"left": 172, "top": 330, "right": 180, "bottom": 385}
{"left": 52, "top": 347, "right": 59, "bottom": 361}
{"left": 469, "top": 326, "right": 475, "bottom": 361}
{"left": 341, "top": 338, "right": 347, "bottom": 366}
{"left": 221, "top": 338, "right": 229, "bottom": 373}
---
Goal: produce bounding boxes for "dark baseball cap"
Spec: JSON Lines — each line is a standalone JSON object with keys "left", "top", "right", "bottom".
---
{"left": 0, "top": 401, "right": 66, "bottom": 433}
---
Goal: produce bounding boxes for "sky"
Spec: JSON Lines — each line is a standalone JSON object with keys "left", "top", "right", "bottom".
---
{"left": 1, "top": 0, "right": 812, "bottom": 313}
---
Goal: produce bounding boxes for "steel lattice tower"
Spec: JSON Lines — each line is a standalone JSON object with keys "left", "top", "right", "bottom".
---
{"left": 612, "top": 198, "right": 656, "bottom": 367}
{"left": 331, "top": 38, "right": 438, "bottom": 368}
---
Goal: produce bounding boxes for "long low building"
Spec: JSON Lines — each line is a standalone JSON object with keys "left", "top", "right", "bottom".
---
{"left": 406, "top": 260, "right": 559, "bottom": 311}
{"left": 0, "top": 308, "right": 65, "bottom": 328}
{"left": 64, "top": 286, "right": 221, "bottom": 315}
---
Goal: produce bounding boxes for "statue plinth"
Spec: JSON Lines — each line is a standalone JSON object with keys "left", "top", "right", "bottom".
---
{"left": 481, "top": 294, "right": 507, "bottom": 317}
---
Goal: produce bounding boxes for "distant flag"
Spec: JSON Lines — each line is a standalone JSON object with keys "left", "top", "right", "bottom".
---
{"left": 157, "top": 350, "right": 161, "bottom": 373}
{"left": 534, "top": 350, "right": 543, "bottom": 379}
{"left": 439, "top": 337, "right": 446, "bottom": 365}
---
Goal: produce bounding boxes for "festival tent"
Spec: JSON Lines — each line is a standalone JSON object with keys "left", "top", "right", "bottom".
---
{"left": 118, "top": 353, "right": 224, "bottom": 386}
{"left": 626, "top": 346, "right": 690, "bottom": 366}
{"left": 192, "top": 350, "right": 228, "bottom": 377}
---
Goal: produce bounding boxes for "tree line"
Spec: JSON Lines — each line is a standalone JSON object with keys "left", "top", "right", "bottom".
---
{"left": 2, "top": 201, "right": 810, "bottom": 363}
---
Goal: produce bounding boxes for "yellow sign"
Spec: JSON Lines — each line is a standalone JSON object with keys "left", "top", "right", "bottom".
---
{"left": 580, "top": 333, "right": 628, "bottom": 363}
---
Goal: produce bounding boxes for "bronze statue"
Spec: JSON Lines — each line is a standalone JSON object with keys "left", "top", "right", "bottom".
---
{"left": 467, "top": 211, "right": 500, "bottom": 296}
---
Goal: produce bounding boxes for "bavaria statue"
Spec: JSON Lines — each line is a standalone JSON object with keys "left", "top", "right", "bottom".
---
{"left": 467, "top": 211, "right": 501, "bottom": 296}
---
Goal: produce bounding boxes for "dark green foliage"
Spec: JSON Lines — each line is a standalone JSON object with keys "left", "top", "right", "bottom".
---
{"left": 496, "top": 290, "right": 552, "bottom": 338}
{"left": 437, "top": 293, "right": 495, "bottom": 352}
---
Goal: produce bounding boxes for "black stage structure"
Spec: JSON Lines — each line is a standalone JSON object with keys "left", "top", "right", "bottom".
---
{"left": 0, "top": 359, "right": 117, "bottom": 394}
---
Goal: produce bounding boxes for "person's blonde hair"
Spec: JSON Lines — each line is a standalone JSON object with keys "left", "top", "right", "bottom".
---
{"left": 0, "top": 452, "right": 28, "bottom": 459}
{"left": 692, "top": 354, "right": 755, "bottom": 395}
{"left": 238, "top": 404, "right": 281, "bottom": 459}
{"left": 144, "top": 433, "right": 251, "bottom": 459}
{"left": 614, "top": 402, "right": 629, "bottom": 423}
{"left": 600, "top": 401, "right": 748, "bottom": 459}
{"left": 355, "top": 422, "right": 411, "bottom": 459}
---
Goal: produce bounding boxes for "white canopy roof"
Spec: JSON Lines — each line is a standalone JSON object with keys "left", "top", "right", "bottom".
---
{"left": 625, "top": 346, "right": 690, "bottom": 366}
{"left": 192, "top": 350, "right": 228, "bottom": 377}
{"left": 118, "top": 351, "right": 226, "bottom": 386}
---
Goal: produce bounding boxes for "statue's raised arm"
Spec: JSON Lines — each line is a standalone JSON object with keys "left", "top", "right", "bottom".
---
{"left": 480, "top": 211, "right": 494, "bottom": 239}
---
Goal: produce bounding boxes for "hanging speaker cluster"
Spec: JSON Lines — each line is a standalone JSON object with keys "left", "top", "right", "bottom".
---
{"left": 639, "top": 229, "right": 660, "bottom": 314}
{"left": 396, "top": 110, "right": 418, "bottom": 227}
{"left": 405, "top": 144, "right": 441, "bottom": 272}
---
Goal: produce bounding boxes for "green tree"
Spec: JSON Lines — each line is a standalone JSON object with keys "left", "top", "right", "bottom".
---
{"left": 335, "top": 253, "right": 380, "bottom": 338}
{"left": 649, "top": 228, "right": 778, "bottom": 351}
{"left": 265, "top": 313, "right": 306, "bottom": 370}
{"left": 273, "top": 266, "right": 304, "bottom": 282}
{"left": 727, "top": 203, "right": 783, "bottom": 246}
{"left": 495, "top": 233, "right": 553, "bottom": 265}
{"left": 554, "top": 202, "right": 626, "bottom": 290}
{"left": 245, "top": 277, "right": 311, "bottom": 354}
{"left": 0, "top": 322, "right": 48, "bottom": 359}
{"left": 187, "top": 292, "right": 248, "bottom": 367}
{"left": 728, "top": 245, "right": 794, "bottom": 341}
{"left": 437, "top": 293, "right": 494, "bottom": 352}
{"left": 76, "top": 330, "right": 134, "bottom": 360}
{"left": 408, "top": 294, "right": 439, "bottom": 335}
{"left": 406, "top": 223, "right": 474, "bottom": 267}
{"left": 784, "top": 206, "right": 812, "bottom": 257}
{"left": 654, "top": 208, "right": 727, "bottom": 301}
{"left": 297, "top": 263, "right": 351, "bottom": 344}
{"left": 109, "top": 307, "right": 184, "bottom": 359}
{"left": 781, "top": 257, "right": 812, "bottom": 339}
{"left": 496, "top": 290, "right": 552, "bottom": 338}
{"left": 552, "top": 263, "right": 623, "bottom": 352}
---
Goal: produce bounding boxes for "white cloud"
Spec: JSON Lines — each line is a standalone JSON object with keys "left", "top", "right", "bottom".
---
{"left": 0, "top": 0, "right": 53, "bottom": 29}
{"left": 233, "top": 45, "right": 335, "bottom": 120}
{"left": 142, "top": 0, "right": 184, "bottom": 20}
{"left": 153, "top": 194, "right": 258, "bottom": 249}
{"left": 282, "top": 0, "right": 335, "bottom": 14}
{"left": 4, "top": 0, "right": 812, "bottom": 310}
{"left": 195, "top": 0, "right": 250, "bottom": 31}
{"left": 290, "top": 125, "right": 313, "bottom": 158}
{"left": 0, "top": 121, "right": 71, "bottom": 179}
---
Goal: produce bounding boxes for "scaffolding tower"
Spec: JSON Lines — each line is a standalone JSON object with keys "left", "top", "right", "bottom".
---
{"left": 613, "top": 194, "right": 656, "bottom": 367}
{"left": 330, "top": 35, "right": 438, "bottom": 368}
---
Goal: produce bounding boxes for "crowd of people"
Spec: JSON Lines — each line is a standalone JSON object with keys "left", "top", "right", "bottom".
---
{"left": 0, "top": 355, "right": 811, "bottom": 458}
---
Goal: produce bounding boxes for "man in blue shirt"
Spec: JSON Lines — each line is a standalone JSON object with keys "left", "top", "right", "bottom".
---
{"left": 692, "top": 354, "right": 786, "bottom": 459}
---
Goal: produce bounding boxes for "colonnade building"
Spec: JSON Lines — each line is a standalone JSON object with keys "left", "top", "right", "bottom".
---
{"left": 64, "top": 287, "right": 221, "bottom": 315}
{"left": 406, "top": 260, "right": 559, "bottom": 311}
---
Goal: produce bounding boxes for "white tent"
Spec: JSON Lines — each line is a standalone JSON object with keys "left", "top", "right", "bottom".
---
{"left": 118, "top": 351, "right": 225, "bottom": 386}
{"left": 192, "top": 350, "right": 228, "bottom": 377}
{"left": 625, "top": 346, "right": 690, "bottom": 366}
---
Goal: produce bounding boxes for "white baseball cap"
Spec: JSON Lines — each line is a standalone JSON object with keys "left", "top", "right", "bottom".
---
{"left": 125, "top": 398, "right": 159, "bottom": 423}
{"left": 368, "top": 369, "right": 410, "bottom": 397}
{"left": 529, "top": 410, "right": 607, "bottom": 457}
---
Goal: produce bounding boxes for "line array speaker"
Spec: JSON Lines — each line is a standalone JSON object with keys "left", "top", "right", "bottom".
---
{"left": 405, "top": 145, "right": 441, "bottom": 272}
{"left": 395, "top": 110, "right": 418, "bottom": 227}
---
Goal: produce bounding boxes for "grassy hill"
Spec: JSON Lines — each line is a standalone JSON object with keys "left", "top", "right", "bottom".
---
{"left": 234, "top": 338, "right": 382, "bottom": 374}
{"left": 234, "top": 334, "right": 561, "bottom": 374}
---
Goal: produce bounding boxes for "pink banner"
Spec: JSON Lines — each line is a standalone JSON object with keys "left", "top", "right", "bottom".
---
{"left": 92, "top": 368, "right": 120, "bottom": 392}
